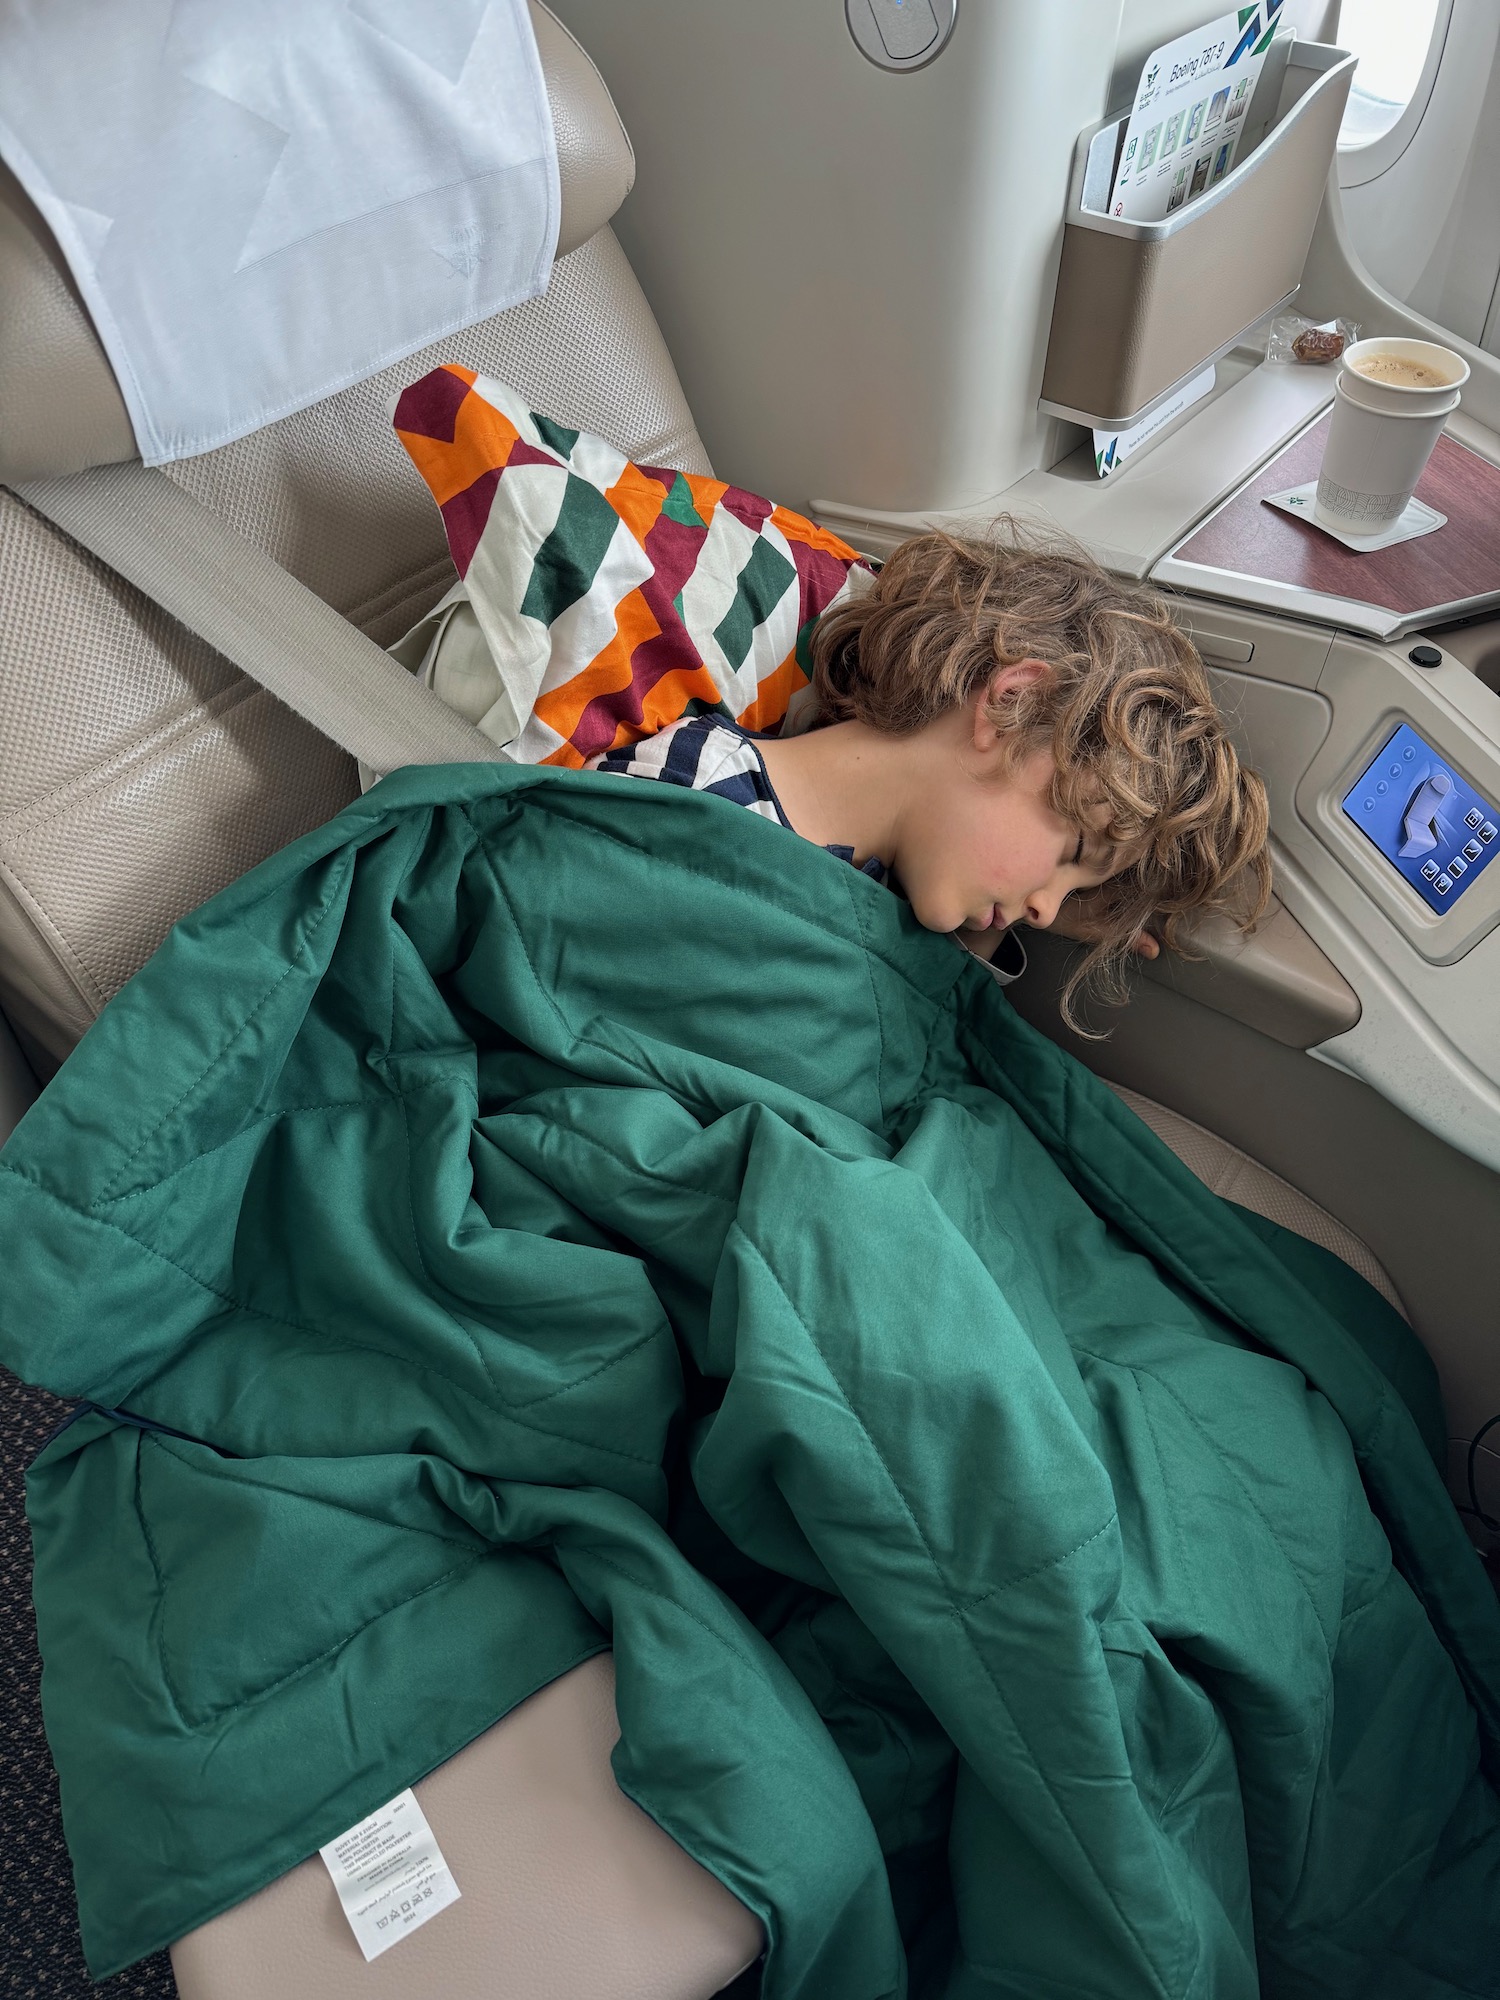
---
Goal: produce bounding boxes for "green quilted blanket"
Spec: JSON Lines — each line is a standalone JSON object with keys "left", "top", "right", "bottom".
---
{"left": 2, "top": 765, "right": 1498, "bottom": 1995}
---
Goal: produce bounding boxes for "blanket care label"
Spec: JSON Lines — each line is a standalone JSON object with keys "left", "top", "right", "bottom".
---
{"left": 319, "top": 1789, "right": 460, "bottom": 1961}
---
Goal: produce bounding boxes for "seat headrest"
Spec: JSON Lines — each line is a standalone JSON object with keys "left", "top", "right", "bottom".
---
{"left": 535, "top": 1, "right": 635, "bottom": 260}
{"left": 0, "top": 0, "right": 634, "bottom": 485}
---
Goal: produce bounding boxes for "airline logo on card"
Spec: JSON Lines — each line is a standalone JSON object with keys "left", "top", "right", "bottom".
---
{"left": 1229, "top": 0, "right": 1283, "bottom": 64}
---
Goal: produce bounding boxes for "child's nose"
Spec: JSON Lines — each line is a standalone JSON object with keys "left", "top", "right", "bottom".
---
{"left": 1024, "top": 884, "right": 1065, "bottom": 929}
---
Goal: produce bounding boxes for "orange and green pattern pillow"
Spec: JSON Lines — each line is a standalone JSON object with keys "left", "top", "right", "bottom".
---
{"left": 393, "top": 364, "right": 876, "bottom": 766}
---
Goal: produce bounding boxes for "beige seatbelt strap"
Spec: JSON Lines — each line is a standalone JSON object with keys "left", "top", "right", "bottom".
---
{"left": 12, "top": 461, "right": 506, "bottom": 775}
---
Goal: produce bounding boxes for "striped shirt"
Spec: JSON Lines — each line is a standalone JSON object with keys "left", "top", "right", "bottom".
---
{"left": 589, "top": 717, "right": 1024, "bottom": 983}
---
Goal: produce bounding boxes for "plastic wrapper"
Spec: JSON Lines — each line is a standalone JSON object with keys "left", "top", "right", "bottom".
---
{"left": 1266, "top": 312, "right": 1359, "bottom": 365}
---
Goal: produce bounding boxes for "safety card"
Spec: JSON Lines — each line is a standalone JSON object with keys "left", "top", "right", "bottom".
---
{"left": 1092, "top": 364, "right": 1216, "bottom": 479}
{"left": 320, "top": 1788, "right": 461, "bottom": 1961}
{"left": 1109, "top": 3, "right": 1290, "bottom": 223}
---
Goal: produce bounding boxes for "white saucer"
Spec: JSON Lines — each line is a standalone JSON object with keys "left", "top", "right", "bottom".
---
{"left": 1262, "top": 482, "right": 1447, "bottom": 552}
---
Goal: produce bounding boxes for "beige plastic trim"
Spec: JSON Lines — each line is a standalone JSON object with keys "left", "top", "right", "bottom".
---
{"left": 169, "top": 1655, "right": 764, "bottom": 2000}
{"left": 1007, "top": 928, "right": 1500, "bottom": 1443}
{"left": 1141, "top": 893, "right": 1360, "bottom": 1048}
{"left": 1040, "top": 43, "right": 1356, "bottom": 430}
{"left": 1173, "top": 596, "right": 1336, "bottom": 689}
{"left": 1103, "top": 1079, "right": 1404, "bottom": 1315}
{"left": 1197, "top": 651, "right": 1500, "bottom": 1175}
{"left": 1429, "top": 612, "right": 1500, "bottom": 692}
{"left": 1298, "top": 158, "right": 1500, "bottom": 441}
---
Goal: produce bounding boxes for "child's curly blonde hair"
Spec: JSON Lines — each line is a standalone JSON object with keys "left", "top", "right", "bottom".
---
{"left": 809, "top": 525, "right": 1271, "bottom": 1028}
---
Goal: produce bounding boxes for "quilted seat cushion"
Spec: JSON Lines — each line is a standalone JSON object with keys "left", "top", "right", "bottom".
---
{"left": 0, "top": 230, "right": 710, "bottom": 1064}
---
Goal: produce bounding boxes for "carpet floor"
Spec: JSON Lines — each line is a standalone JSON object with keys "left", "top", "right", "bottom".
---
{"left": 1, "top": 1366, "right": 176, "bottom": 2000}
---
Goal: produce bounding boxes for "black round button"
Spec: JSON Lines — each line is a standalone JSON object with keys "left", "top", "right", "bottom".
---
{"left": 1409, "top": 645, "right": 1442, "bottom": 668}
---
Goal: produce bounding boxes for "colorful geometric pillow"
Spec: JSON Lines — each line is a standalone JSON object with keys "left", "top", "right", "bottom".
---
{"left": 393, "top": 364, "right": 876, "bottom": 766}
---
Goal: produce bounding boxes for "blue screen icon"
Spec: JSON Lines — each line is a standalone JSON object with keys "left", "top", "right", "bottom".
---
{"left": 1341, "top": 724, "right": 1500, "bottom": 913}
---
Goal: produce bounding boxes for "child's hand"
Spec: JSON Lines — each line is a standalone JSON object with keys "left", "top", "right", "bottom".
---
{"left": 1035, "top": 909, "right": 1160, "bottom": 959}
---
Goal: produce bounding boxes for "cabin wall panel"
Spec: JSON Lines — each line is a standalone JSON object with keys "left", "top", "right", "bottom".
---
{"left": 548, "top": 0, "right": 1120, "bottom": 514}
{"left": 1339, "top": 0, "right": 1500, "bottom": 349}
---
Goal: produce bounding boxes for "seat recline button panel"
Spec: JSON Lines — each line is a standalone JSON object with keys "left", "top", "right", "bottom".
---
{"left": 1236, "top": 631, "right": 1500, "bottom": 1173}
{"left": 1298, "top": 637, "right": 1500, "bottom": 970}
{"left": 1202, "top": 636, "right": 1500, "bottom": 1171}
{"left": 1340, "top": 724, "right": 1500, "bottom": 915}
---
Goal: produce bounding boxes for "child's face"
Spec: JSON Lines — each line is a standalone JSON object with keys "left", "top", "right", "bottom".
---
{"left": 895, "top": 695, "right": 1121, "bottom": 939}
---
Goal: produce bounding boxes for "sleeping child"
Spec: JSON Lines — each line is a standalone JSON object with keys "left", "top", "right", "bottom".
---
{"left": 588, "top": 526, "right": 1271, "bottom": 1022}
{"left": 8, "top": 520, "right": 1499, "bottom": 1999}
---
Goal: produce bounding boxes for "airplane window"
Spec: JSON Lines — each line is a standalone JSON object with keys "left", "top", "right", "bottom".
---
{"left": 1337, "top": 0, "right": 1444, "bottom": 147}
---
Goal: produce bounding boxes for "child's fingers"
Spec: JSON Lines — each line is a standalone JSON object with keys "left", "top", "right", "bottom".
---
{"left": 1031, "top": 915, "right": 1160, "bottom": 958}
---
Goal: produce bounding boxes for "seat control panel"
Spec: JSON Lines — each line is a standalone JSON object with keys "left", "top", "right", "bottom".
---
{"left": 1341, "top": 722, "right": 1499, "bottom": 913}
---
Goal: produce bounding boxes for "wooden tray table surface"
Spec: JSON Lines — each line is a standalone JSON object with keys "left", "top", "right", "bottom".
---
{"left": 1168, "top": 416, "right": 1500, "bottom": 618}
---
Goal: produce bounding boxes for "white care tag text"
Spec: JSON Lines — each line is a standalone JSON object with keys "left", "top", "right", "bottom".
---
{"left": 319, "top": 1788, "right": 460, "bottom": 1961}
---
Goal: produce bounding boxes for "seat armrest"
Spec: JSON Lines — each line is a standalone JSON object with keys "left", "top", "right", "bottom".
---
{"left": 1140, "top": 894, "right": 1360, "bottom": 1049}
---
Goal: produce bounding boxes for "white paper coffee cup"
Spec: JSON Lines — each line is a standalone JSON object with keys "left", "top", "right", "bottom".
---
{"left": 1338, "top": 336, "right": 1469, "bottom": 415}
{"left": 1314, "top": 337, "right": 1469, "bottom": 534}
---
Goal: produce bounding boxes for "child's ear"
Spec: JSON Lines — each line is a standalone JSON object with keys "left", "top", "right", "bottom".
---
{"left": 973, "top": 658, "right": 1049, "bottom": 750}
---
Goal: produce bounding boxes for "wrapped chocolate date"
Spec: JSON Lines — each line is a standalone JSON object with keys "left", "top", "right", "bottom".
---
{"left": 1267, "top": 312, "right": 1359, "bottom": 365}
{"left": 1292, "top": 325, "right": 1347, "bottom": 363}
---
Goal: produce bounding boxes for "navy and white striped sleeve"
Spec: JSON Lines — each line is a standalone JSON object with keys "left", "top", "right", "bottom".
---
{"left": 590, "top": 719, "right": 789, "bottom": 826}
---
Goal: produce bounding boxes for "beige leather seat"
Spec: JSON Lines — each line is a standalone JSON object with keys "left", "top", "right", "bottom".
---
{"left": 0, "top": 7, "right": 1399, "bottom": 1993}
{"left": 0, "top": 10, "right": 760, "bottom": 1997}
{"left": 1107, "top": 1085, "right": 1403, "bottom": 1313}
{"left": 0, "top": 0, "right": 705, "bottom": 1072}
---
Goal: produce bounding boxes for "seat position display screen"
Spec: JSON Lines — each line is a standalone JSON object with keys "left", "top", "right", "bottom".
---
{"left": 1341, "top": 723, "right": 1499, "bottom": 913}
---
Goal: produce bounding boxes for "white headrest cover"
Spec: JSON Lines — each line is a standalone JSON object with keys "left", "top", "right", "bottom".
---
{"left": 0, "top": 0, "right": 633, "bottom": 484}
